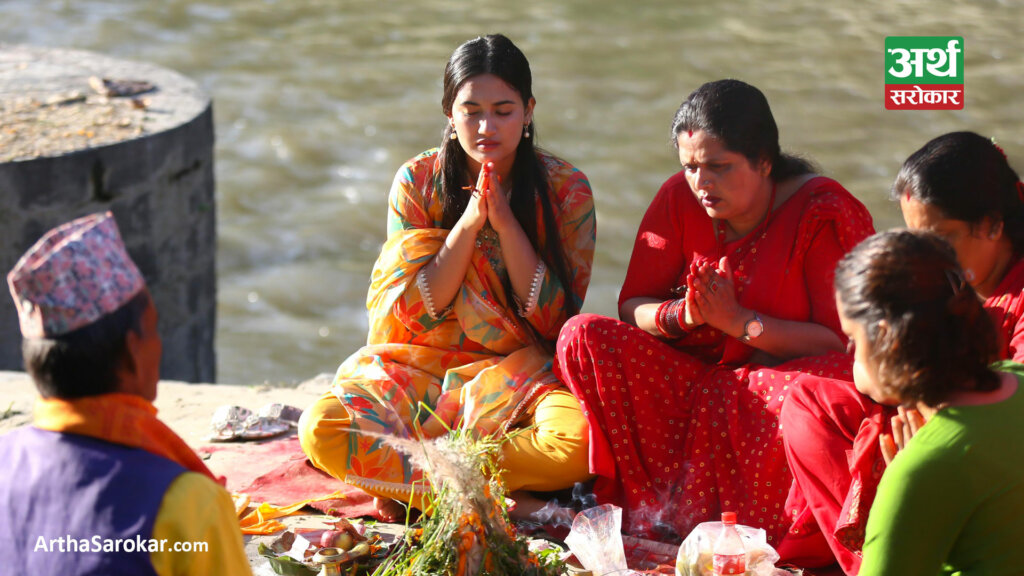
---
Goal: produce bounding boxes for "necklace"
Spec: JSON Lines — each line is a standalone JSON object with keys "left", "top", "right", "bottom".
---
{"left": 476, "top": 225, "right": 499, "bottom": 247}
{"left": 475, "top": 224, "right": 506, "bottom": 277}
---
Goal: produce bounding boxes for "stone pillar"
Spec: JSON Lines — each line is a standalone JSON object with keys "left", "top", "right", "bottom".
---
{"left": 0, "top": 44, "right": 216, "bottom": 383}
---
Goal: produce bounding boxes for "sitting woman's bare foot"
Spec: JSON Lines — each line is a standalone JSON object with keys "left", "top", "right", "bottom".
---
{"left": 507, "top": 490, "right": 575, "bottom": 526}
{"left": 373, "top": 497, "right": 407, "bottom": 523}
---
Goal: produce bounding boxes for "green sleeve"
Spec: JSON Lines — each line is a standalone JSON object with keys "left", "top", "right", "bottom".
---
{"left": 859, "top": 438, "right": 966, "bottom": 575}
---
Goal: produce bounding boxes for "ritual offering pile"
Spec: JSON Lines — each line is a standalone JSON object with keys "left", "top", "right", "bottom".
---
{"left": 256, "top": 429, "right": 567, "bottom": 575}
{"left": 370, "top": 430, "right": 566, "bottom": 576}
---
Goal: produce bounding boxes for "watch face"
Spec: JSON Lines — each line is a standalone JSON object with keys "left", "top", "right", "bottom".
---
{"left": 746, "top": 318, "right": 764, "bottom": 339}
{"left": 749, "top": 322, "right": 764, "bottom": 338}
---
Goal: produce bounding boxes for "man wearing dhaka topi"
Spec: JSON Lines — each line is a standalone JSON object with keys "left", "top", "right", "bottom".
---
{"left": 0, "top": 212, "right": 250, "bottom": 575}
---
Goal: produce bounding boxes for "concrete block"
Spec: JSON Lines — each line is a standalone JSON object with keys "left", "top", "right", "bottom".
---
{"left": 0, "top": 45, "right": 217, "bottom": 382}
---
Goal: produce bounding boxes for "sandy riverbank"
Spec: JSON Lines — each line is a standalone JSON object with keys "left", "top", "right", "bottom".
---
{"left": 0, "top": 371, "right": 330, "bottom": 442}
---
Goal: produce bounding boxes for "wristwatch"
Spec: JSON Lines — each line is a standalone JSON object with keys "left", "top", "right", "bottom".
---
{"left": 739, "top": 311, "right": 764, "bottom": 342}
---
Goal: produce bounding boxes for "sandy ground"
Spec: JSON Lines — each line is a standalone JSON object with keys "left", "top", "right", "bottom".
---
{"left": 0, "top": 370, "right": 329, "bottom": 444}
{"left": 0, "top": 370, "right": 368, "bottom": 574}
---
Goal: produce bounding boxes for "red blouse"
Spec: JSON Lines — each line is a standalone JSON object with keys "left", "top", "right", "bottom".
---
{"left": 618, "top": 171, "right": 873, "bottom": 365}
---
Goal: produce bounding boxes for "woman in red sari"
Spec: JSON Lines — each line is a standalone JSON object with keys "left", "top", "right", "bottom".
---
{"left": 555, "top": 79, "right": 874, "bottom": 543}
{"left": 779, "top": 131, "right": 1024, "bottom": 574}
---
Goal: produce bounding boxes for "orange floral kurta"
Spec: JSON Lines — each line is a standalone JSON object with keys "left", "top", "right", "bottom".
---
{"left": 331, "top": 148, "right": 595, "bottom": 498}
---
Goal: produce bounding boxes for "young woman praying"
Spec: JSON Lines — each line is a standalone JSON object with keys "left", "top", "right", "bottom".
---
{"left": 298, "top": 34, "right": 596, "bottom": 522}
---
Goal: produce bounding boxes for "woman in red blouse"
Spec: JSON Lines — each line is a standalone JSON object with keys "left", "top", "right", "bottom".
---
{"left": 554, "top": 79, "right": 874, "bottom": 543}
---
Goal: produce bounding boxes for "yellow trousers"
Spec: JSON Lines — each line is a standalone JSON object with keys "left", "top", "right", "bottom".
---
{"left": 298, "top": 388, "right": 592, "bottom": 503}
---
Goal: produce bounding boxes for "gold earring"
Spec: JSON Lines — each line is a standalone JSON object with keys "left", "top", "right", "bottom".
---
{"left": 523, "top": 123, "right": 531, "bottom": 138}
{"left": 449, "top": 127, "right": 458, "bottom": 140}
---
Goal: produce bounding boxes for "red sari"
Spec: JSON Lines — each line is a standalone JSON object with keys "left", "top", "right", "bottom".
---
{"left": 778, "top": 257, "right": 1024, "bottom": 574}
{"left": 555, "top": 172, "right": 874, "bottom": 543}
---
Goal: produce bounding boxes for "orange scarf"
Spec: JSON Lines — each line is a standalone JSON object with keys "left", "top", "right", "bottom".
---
{"left": 34, "top": 393, "right": 218, "bottom": 483}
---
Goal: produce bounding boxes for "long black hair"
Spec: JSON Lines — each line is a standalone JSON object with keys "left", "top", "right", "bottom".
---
{"left": 669, "top": 79, "right": 816, "bottom": 180}
{"left": 891, "top": 131, "right": 1024, "bottom": 254}
{"left": 437, "top": 34, "right": 579, "bottom": 343}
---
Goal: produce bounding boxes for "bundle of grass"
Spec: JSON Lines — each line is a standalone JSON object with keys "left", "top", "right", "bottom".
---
{"left": 370, "top": 427, "right": 565, "bottom": 576}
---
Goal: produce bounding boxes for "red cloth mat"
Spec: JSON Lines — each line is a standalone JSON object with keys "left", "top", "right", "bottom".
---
{"left": 198, "top": 435, "right": 377, "bottom": 518}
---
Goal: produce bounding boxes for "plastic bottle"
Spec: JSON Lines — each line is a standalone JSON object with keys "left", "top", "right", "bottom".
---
{"left": 712, "top": 511, "right": 746, "bottom": 576}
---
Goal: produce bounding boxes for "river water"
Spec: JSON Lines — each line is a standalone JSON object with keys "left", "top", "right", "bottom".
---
{"left": 3, "top": 0, "right": 1022, "bottom": 384}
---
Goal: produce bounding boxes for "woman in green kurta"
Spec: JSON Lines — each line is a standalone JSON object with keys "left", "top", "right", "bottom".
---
{"left": 833, "top": 229, "right": 1024, "bottom": 575}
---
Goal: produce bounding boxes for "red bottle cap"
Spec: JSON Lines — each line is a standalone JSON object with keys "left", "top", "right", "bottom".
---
{"left": 721, "top": 511, "right": 737, "bottom": 525}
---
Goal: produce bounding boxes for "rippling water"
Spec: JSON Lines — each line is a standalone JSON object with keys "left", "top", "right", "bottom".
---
{"left": 3, "top": 0, "right": 1023, "bottom": 384}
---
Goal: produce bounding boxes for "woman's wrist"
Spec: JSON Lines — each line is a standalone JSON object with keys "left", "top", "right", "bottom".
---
{"left": 724, "top": 308, "right": 747, "bottom": 339}
{"left": 729, "top": 308, "right": 762, "bottom": 341}
{"left": 490, "top": 209, "right": 522, "bottom": 237}
{"left": 655, "top": 299, "right": 688, "bottom": 339}
{"left": 458, "top": 215, "right": 486, "bottom": 235}
{"left": 678, "top": 311, "right": 697, "bottom": 331}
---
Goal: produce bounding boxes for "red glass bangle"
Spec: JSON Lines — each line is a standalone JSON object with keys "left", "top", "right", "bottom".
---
{"left": 655, "top": 299, "right": 674, "bottom": 338}
{"left": 656, "top": 298, "right": 688, "bottom": 339}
